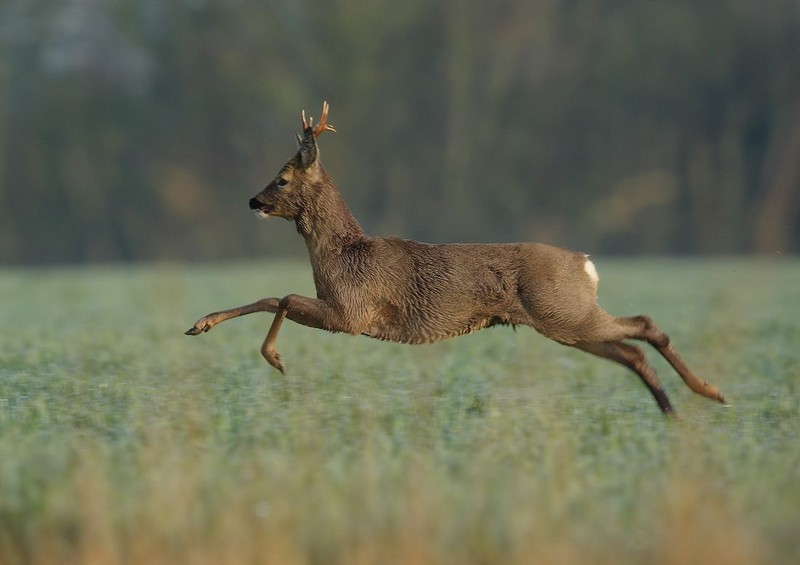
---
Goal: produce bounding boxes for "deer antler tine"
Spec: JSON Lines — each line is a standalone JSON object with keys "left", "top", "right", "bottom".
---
{"left": 302, "top": 110, "right": 314, "bottom": 131}
{"left": 324, "top": 103, "right": 335, "bottom": 132}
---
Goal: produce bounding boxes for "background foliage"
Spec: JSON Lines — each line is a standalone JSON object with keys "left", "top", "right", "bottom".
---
{"left": 2, "top": 0, "right": 800, "bottom": 264}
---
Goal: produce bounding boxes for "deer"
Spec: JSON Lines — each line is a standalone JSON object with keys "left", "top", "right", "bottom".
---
{"left": 185, "top": 101, "right": 727, "bottom": 415}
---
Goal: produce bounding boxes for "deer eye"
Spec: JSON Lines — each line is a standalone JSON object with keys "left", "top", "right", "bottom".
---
{"left": 276, "top": 178, "right": 288, "bottom": 187}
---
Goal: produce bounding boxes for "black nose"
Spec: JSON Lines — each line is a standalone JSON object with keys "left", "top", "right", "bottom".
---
{"left": 249, "top": 197, "right": 262, "bottom": 210}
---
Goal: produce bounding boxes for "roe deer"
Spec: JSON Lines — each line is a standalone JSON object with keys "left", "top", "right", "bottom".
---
{"left": 186, "top": 102, "right": 726, "bottom": 415}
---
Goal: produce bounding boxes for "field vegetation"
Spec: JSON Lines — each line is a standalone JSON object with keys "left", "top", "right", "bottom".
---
{"left": 1, "top": 259, "right": 799, "bottom": 564}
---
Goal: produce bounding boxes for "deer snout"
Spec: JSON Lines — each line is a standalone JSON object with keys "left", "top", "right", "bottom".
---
{"left": 249, "top": 196, "right": 273, "bottom": 218}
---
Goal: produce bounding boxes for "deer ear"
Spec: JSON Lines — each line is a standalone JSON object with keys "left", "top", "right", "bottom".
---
{"left": 297, "top": 127, "right": 318, "bottom": 169}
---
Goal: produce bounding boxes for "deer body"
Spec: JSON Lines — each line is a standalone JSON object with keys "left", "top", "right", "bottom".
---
{"left": 186, "top": 103, "right": 727, "bottom": 415}
{"left": 310, "top": 236, "right": 603, "bottom": 345}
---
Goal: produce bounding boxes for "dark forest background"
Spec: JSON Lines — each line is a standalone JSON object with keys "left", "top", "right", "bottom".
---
{"left": 2, "top": 0, "right": 799, "bottom": 264}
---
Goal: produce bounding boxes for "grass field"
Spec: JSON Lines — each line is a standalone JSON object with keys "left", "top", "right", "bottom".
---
{"left": 1, "top": 258, "right": 799, "bottom": 564}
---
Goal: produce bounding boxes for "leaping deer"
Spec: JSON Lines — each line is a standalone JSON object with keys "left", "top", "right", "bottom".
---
{"left": 186, "top": 102, "right": 726, "bottom": 415}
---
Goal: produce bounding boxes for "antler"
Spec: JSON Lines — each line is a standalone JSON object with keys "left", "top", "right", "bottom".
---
{"left": 301, "top": 101, "right": 336, "bottom": 138}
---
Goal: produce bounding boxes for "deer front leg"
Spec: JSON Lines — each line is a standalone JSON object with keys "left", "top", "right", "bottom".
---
{"left": 261, "top": 294, "right": 343, "bottom": 374}
{"left": 185, "top": 298, "right": 280, "bottom": 335}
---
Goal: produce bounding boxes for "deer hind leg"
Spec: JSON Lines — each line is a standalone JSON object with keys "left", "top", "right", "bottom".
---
{"left": 261, "top": 294, "right": 344, "bottom": 374}
{"left": 614, "top": 315, "right": 727, "bottom": 404}
{"left": 185, "top": 298, "right": 280, "bottom": 335}
{"left": 574, "top": 341, "right": 675, "bottom": 414}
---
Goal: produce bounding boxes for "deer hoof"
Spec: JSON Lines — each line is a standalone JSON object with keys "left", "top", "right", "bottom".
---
{"left": 185, "top": 316, "right": 215, "bottom": 335}
{"left": 265, "top": 351, "right": 285, "bottom": 374}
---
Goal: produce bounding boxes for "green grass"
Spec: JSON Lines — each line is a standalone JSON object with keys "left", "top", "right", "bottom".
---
{"left": 1, "top": 258, "right": 799, "bottom": 564}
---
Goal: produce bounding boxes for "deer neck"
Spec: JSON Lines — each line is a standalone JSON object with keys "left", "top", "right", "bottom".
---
{"left": 296, "top": 175, "right": 366, "bottom": 263}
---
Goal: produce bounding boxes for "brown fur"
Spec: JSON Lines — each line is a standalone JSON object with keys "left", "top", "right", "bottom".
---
{"left": 186, "top": 103, "right": 726, "bottom": 415}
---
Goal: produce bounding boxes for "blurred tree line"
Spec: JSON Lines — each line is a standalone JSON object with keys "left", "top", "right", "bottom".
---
{"left": 1, "top": 0, "right": 799, "bottom": 264}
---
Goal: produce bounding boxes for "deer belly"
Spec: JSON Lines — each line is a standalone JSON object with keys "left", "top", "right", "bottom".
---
{"left": 364, "top": 305, "right": 511, "bottom": 344}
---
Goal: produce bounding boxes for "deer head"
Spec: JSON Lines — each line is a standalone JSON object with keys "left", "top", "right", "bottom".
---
{"left": 249, "top": 102, "right": 336, "bottom": 220}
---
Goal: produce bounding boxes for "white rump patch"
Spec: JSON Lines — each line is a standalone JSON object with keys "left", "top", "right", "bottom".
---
{"left": 583, "top": 256, "right": 600, "bottom": 284}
